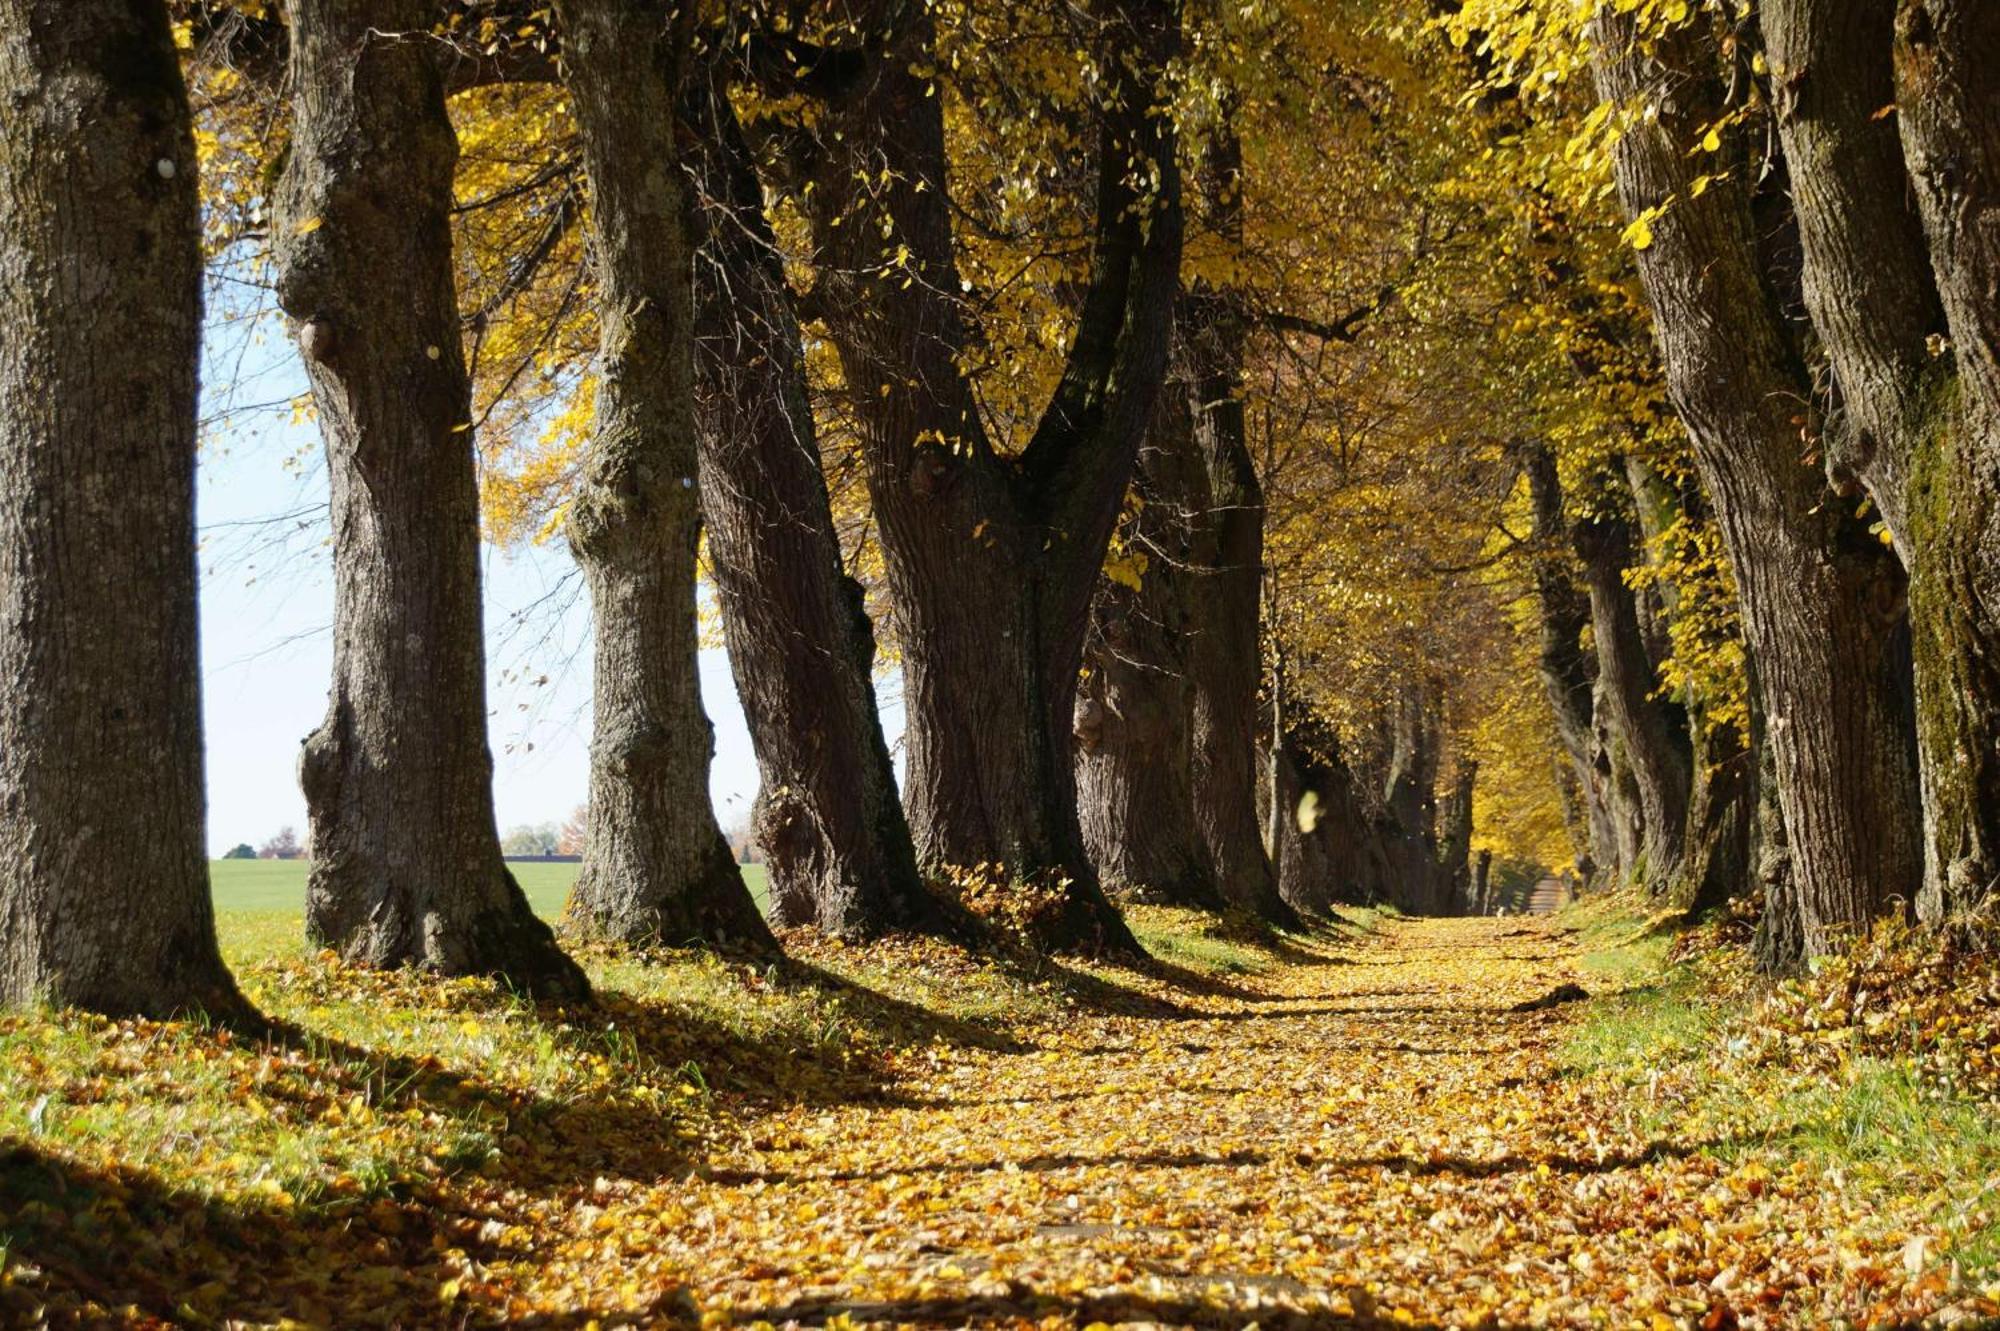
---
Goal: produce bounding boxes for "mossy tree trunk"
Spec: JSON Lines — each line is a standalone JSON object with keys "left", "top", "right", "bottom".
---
{"left": 1590, "top": 8, "right": 1922, "bottom": 962}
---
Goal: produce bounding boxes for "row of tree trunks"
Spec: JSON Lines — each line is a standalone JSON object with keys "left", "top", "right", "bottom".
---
{"left": 551, "top": 0, "right": 770, "bottom": 953}
{"left": 687, "top": 73, "right": 955, "bottom": 941}
{"left": 0, "top": 0, "right": 248, "bottom": 1020}
{"left": 790, "top": 0, "right": 1182, "bottom": 953}
{"left": 273, "top": 0, "right": 588, "bottom": 997}
{"left": 1589, "top": 8, "right": 1923, "bottom": 963}
{"left": 1761, "top": 0, "right": 2000, "bottom": 925}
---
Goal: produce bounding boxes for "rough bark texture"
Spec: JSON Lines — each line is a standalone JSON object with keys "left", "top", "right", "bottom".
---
{"left": 1763, "top": 0, "right": 2000, "bottom": 925}
{"left": 546, "top": 0, "right": 768, "bottom": 952}
{"left": 1076, "top": 386, "right": 1224, "bottom": 909}
{"left": 689, "top": 76, "right": 949, "bottom": 940}
{"left": 0, "top": 0, "right": 248, "bottom": 1019}
{"left": 1891, "top": 0, "right": 2000, "bottom": 920}
{"left": 790, "top": 0, "right": 1182, "bottom": 954}
{"left": 1263, "top": 722, "right": 1373, "bottom": 915}
{"left": 1590, "top": 9, "right": 1922, "bottom": 959}
{"left": 1575, "top": 511, "right": 1692, "bottom": 887}
{"left": 273, "top": 0, "right": 587, "bottom": 997}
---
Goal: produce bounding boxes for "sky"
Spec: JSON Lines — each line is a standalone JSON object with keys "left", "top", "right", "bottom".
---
{"left": 194, "top": 303, "right": 899, "bottom": 857}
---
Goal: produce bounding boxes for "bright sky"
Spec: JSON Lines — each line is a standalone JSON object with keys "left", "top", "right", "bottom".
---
{"left": 195, "top": 303, "right": 900, "bottom": 856}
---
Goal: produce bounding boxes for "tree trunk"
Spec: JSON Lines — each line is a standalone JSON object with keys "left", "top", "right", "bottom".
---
{"left": 1589, "top": 8, "right": 1922, "bottom": 956}
{"left": 0, "top": 0, "right": 248, "bottom": 1020}
{"left": 1762, "top": 0, "right": 2000, "bottom": 923}
{"left": 790, "top": 0, "right": 1180, "bottom": 954}
{"left": 1519, "top": 442, "right": 1626, "bottom": 883}
{"left": 273, "top": 0, "right": 586, "bottom": 997}
{"left": 1183, "top": 127, "right": 1297, "bottom": 927}
{"left": 1575, "top": 511, "right": 1693, "bottom": 887}
{"left": 687, "top": 77, "right": 950, "bottom": 941}
{"left": 1435, "top": 763, "right": 1478, "bottom": 916}
{"left": 548, "top": 0, "right": 771, "bottom": 953}
{"left": 1075, "top": 386, "right": 1224, "bottom": 909}
{"left": 1892, "top": 0, "right": 2000, "bottom": 921}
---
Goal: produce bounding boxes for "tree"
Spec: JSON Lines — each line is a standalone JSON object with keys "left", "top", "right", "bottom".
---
{"left": 688, "top": 64, "right": 958, "bottom": 940}
{"left": 1761, "top": 0, "right": 2000, "bottom": 924}
{"left": 501, "top": 824, "right": 561, "bottom": 856}
{"left": 772, "top": 0, "right": 1182, "bottom": 953}
{"left": 260, "top": 827, "right": 303, "bottom": 860}
{"left": 557, "top": 805, "right": 588, "bottom": 857}
{"left": 1582, "top": 5, "right": 1922, "bottom": 964}
{"left": 223, "top": 845, "right": 259, "bottom": 861}
{"left": 548, "top": 0, "right": 772, "bottom": 954}
{"left": 272, "top": 0, "right": 587, "bottom": 998}
{"left": 0, "top": 0, "right": 248, "bottom": 1021}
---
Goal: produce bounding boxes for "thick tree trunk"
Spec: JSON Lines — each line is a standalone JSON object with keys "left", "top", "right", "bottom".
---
{"left": 273, "top": 0, "right": 586, "bottom": 997}
{"left": 549, "top": 0, "right": 771, "bottom": 953}
{"left": 1075, "top": 388, "right": 1224, "bottom": 909}
{"left": 1575, "top": 512, "right": 1693, "bottom": 887}
{"left": 0, "top": 0, "right": 247, "bottom": 1020}
{"left": 1892, "top": 0, "right": 2000, "bottom": 920}
{"left": 687, "top": 79, "right": 947, "bottom": 940}
{"left": 1589, "top": 9, "right": 1921, "bottom": 957}
{"left": 791, "top": 0, "right": 1180, "bottom": 954}
{"left": 1762, "top": 0, "right": 2000, "bottom": 922}
{"left": 1263, "top": 722, "right": 1369, "bottom": 915}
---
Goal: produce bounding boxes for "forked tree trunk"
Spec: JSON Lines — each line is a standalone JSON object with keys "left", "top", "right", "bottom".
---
{"left": 1075, "top": 386, "right": 1225, "bottom": 909}
{"left": 550, "top": 0, "right": 771, "bottom": 953}
{"left": 0, "top": 0, "right": 248, "bottom": 1020}
{"left": 689, "top": 75, "right": 955, "bottom": 940}
{"left": 273, "top": 0, "right": 586, "bottom": 997}
{"left": 791, "top": 0, "right": 1180, "bottom": 954}
{"left": 1590, "top": 8, "right": 1921, "bottom": 959}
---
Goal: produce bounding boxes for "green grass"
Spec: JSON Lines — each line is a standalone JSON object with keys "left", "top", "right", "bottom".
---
{"left": 211, "top": 858, "right": 767, "bottom": 921}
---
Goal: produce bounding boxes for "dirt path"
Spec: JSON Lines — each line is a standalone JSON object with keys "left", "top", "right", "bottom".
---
{"left": 524, "top": 916, "right": 1787, "bottom": 1328}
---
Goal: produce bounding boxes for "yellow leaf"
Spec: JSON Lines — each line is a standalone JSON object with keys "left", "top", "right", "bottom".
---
{"left": 292, "top": 216, "right": 324, "bottom": 236}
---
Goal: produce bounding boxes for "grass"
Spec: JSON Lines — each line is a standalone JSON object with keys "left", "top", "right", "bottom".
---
{"left": 1556, "top": 890, "right": 2000, "bottom": 1276}
{"left": 208, "top": 859, "right": 769, "bottom": 962}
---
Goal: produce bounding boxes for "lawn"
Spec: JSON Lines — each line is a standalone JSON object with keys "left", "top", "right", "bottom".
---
{"left": 210, "top": 858, "right": 769, "bottom": 935}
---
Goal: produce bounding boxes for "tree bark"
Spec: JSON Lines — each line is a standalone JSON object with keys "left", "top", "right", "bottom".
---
{"left": 273, "top": 0, "right": 587, "bottom": 997}
{"left": 789, "top": 0, "right": 1181, "bottom": 954}
{"left": 0, "top": 0, "right": 248, "bottom": 1020}
{"left": 1075, "top": 386, "right": 1225, "bottom": 909}
{"left": 1589, "top": 8, "right": 1922, "bottom": 957}
{"left": 1519, "top": 442, "right": 1626, "bottom": 883}
{"left": 545, "top": 0, "right": 771, "bottom": 953}
{"left": 1761, "top": 0, "right": 2000, "bottom": 922}
{"left": 1183, "top": 127, "right": 1298, "bottom": 927}
{"left": 1574, "top": 510, "right": 1693, "bottom": 887}
{"left": 688, "top": 75, "right": 951, "bottom": 940}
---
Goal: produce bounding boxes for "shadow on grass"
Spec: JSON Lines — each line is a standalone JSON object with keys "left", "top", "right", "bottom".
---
{"left": 0, "top": 1143, "right": 670, "bottom": 1329}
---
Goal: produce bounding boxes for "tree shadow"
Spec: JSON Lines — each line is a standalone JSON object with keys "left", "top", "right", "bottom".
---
{"left": 734, "top": 1287, "right": 1519, "bottom": 1328}
{"left": 0, "top": 1142, "right": 680, "bottom": 1329}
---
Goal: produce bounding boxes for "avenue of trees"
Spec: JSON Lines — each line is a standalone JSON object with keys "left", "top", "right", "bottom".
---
{"left": 1, "top": 0, "right": 1995, "bottom": 1017}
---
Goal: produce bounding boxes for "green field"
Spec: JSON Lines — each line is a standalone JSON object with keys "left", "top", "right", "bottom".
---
{"left": 210, "top": 858, "right": 767, "bottom": 923}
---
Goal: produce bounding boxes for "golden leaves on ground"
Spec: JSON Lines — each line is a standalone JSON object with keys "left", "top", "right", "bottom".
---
{"left": 2, "top": 915, "right": 1995, "bottom": 1328}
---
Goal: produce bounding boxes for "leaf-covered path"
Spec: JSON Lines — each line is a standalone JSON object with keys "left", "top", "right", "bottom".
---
{"left": 521, "top": 916, "right": 1953, "bottom": 1328}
